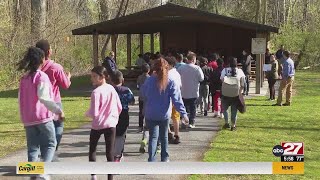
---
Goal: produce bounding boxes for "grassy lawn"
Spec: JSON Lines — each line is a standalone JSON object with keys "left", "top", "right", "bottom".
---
{"left": 190, "top": 71, "right": 320, "bottom": 179}
{"left": 0, "top": 76, "right": 91, "bottom": 158}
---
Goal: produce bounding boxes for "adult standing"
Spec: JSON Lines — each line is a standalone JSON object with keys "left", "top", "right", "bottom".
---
{"left": 178, "top": 52, "right": 204, "bottom": 128}
{"left": 36, "top": 40, "right": 71, "bottom": 160}
{"left": 241, "top": 50, "right": 253, "bottom": 96}
{"left": 220, "top": 57, "right": 245, "bottom": 131}
{"left": 266, "top": 55, "right": 279, "bottom": 100}
{"left": 142, "top": 58, "right": 188, "bottom": 162}
{"left": 273, "top": 51, "right": 295, "bottom": 106}
{"left": 102, "top": 51, "right": 118, "bottom": 78}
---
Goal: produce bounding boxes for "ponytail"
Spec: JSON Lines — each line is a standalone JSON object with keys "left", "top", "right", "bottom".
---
{"left": 153, "top": 58, "right": 169, "bottom": 92}
{"left": 17, "top": 47, "right": 45, "bottom": 74}
{"left": 228, "top": 56, "right": 238, "bottom": 77}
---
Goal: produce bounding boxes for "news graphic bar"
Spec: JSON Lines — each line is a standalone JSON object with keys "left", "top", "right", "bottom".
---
{"left": 16, "top": 162, "right": 304, "bottom": 175}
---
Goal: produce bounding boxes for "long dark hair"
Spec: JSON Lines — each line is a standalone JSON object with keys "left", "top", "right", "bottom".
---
{"left": 228, "top": 57, "right": 238, "bottom": 77}
{"left": 17, "top": 47, "right": 45, "bottom": 74}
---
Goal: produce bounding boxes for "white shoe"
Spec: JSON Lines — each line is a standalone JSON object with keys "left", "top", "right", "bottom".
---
{"left": 219, "top": 114, "right": 224, "bottom": 119}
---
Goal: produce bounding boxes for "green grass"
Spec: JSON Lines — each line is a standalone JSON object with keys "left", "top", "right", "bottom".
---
{"left": 190, "top": 71, "right": 320, "bottom": 179}
{"left": 0, "top": 75, "right": 91, "bottom": 158}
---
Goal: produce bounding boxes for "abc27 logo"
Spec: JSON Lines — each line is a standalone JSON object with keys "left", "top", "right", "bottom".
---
{"left": 273, "top": 142, "right": 304, "bottom": 162}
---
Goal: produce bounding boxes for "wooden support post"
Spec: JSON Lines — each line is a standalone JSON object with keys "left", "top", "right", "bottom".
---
{"left": 111, "top": 34, "right": 117, "bottom": 62}
{"left": 255, "top": 32, "right": 268, "bottom": 93}
{"left": 92, "top": 32, "right": 99, "bottom": 67}
{"left": 139, "top": 34, "right": 144, "bottom": 54}
{"left": 150, "top": 33, "right": 154, "bottom": 53}
{"left": 127, "top": 34, "right": 131, "bottom": 68}
{"left": 255, "top": 54, "right": 262, "bottom": 94}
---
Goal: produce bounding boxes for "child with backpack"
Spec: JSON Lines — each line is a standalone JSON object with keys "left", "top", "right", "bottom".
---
{"left": 220, "top": 57, "right": 245, "bottom": 131}
{"left": 86, "top": 66, "right": 122, "bottom": 180}
{"left": 210, "top": 58, "right": 224, "bottom": 118}
{"left": 199, "top": 57, "right": 213, "bottom": 116}
{"left": 18, "top": 47, "right": 64, "bottom": 180}
{"left": 111, "top": 70, "right": 135, "bottom": 162}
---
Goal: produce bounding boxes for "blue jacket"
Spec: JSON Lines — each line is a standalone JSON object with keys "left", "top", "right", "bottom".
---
{"left": 142, "top": 75, "right": 187, "bottom": 121}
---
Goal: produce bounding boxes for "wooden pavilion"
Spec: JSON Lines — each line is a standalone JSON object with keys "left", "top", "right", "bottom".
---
{"left": 72, "top": 3, "right": 278, "bottom": 94}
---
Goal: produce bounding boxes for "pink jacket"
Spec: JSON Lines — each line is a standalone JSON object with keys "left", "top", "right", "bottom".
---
{"left": 19, "top": 71, "right": 62, "bottom": 127}
{"left": 41, "top": 59, "right": 71, "bottom": 103}
{"left": 86, "top": 83, "right": 122, "bottom": 130}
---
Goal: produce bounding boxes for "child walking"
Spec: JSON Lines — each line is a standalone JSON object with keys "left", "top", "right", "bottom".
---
{"left": 210, "top": 58, "right": 224, "bottom": 118}
{"left": 137, "top": 64, "right": 151, "bottom": 153}
{"left": 18, "top": 47, "right": 64, "bottom": 180}
{"left": 137, "top": 63, "right": 150, "bottom": 132}
{"left": 111, "top": 70, "right": 135, "bottom": 162}
{"left": 86, "top": 66, "right": 122, "bottom": 180}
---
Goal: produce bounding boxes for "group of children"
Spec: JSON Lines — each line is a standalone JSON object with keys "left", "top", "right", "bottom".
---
{"left": 18, "top": 41, "right": 135, "bottom": 180}
{"left": 18, "top": 40, "right": 239, "bottom": 179}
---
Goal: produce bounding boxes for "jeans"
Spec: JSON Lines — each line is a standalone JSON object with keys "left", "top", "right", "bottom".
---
{"left": 147, "top": 119, "right": 169, "bottom": 162}
{"left": 89, "top": 127, "right": 115, "bottom": 180}
{"left": 244, "top": 75, "right": 250, "bottom": 95}
{"left": 54, "top": 102, "right": 64, "bottom": 151}
{"left": 183, "top": 98, "right": 197, "bottom": 125}
{"left": 114, "top": 131, "right": 126, "bottom": 157}
{"left": 221, "top": 96, "right": 238, "bottom": 125}
{"left": 25, "top": 121, "right": 57, "bottom": 162}
{"left": 199, "top": 84, "right": 209, "bottom": 112}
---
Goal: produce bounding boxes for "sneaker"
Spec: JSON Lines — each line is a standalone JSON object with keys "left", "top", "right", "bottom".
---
{"left": 223, "top": 123, "right": 230, "bottom": 129}
{"left": 156, "top": 145, "right": 161, "bottom": 154}
{"left": 282, "top": 103, "right": 291, "bottom": 106}
{"left": 272, "top": 103, "right": 282, "bottom": 106}
{"left": 139, "top": 140, "right": 147, "bottom": 153}
{"left": 114, "top": 155, "right": 121, "bottom": 162}
{"left": 219, "top": 114, "right": 224, "bottom": 119}
{"left": 91, "top": 175, "right": 97, "bottom": 180}
{"left": 172, "top": 135, "right": 180, "bottom": 144}
{"left": 188, "top": 124, "right": 195, "bottom": 128}
{"left": 213, "top": 114, "right": 218, "bottom": 118}
{"left": 231, "top": 126, "right": 237, "bottom": 131}
{"left": 204, "top": 110, "right": 208, "bottom": 116}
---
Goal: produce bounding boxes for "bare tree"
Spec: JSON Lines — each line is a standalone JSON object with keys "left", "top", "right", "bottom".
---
{"left": 31, "top": 0, "right": 47, "bottom": 42}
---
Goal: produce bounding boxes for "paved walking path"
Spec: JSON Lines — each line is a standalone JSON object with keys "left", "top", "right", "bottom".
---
{"left": 0, "top": 104, "right": 220, "bottom": 180}
{"left": 0, "top": 81, "right": 270, "bottom": 180}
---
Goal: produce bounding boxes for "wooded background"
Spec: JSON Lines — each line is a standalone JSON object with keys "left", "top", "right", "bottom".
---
{"left": 0, "top": 0, "right": 319, "bottom": 90}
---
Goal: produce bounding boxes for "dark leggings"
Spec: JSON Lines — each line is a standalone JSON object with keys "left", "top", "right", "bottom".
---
{"left": 138, "top": 100, "right": 144, "bottom": 128}
{"left": 89, "top": 127, "right": 115, "bottom": 180}
{"left": 268, "top": 78, "right": 277, "bottom": 100}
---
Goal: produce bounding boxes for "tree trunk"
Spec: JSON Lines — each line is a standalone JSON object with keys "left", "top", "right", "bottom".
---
{"left": 302, "top": 0, "right": 308, "bottom": 27}
{"left": 255, "top": 0, "right": 261, "bottom": 23}
{"left": 100, "top": 0, "right": 127, "bottom": 59}
{"left": 31, "top": 0, "right": 46, "bottom": 43}
{"left": 262, "top": 0, "right": 267, "bottom": 24}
